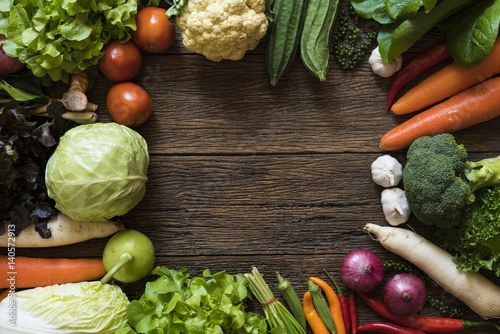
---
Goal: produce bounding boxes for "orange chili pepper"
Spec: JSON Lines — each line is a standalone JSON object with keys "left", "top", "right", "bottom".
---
{"left": 303, "top": 291, "right": 330, "bottom": 334}
{"left": 309, "top": 276, "right": 346, "bottom": 334}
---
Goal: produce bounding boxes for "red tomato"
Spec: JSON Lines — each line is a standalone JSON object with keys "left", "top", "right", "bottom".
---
{"left": 106, "top": 82, "right": 153, "bottom": 128}
{"left": 98, "top": 40, "right": 142, "bottom": 82}
{"left": 132, "top": 7, "right": 176, "bottom": 53}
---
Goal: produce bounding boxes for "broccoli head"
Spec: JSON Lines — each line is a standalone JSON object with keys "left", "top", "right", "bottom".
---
{"left": 403, "top": 133, "right": 500, "bottom": 228}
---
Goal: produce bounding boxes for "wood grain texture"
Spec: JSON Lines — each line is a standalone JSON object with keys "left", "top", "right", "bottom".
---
{"left": 7, "top": 0, "right": 500, "bottom": 332}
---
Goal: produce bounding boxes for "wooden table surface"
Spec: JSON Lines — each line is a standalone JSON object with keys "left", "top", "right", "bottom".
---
{"left": 16, "top": 0, "right": 500, "bottom": 332}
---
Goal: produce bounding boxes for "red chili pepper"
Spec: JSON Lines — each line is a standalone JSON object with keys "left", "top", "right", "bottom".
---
{"left": 358, "top": 322, "right": 426, "bottom": 334}
{"left": 386, "top": 40, "right": 450, "bottom": 110}
{"left": 357, "top": 292, "right": 496, "bottom": 333}
{"left": 349, "top": 291, "right": 357, "bottom": 334}
{"left": 324, "top": 269, "right": 350, "bottom": 334}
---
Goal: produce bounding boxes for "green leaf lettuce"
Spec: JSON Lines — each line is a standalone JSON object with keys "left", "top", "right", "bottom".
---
{"left": 117, "top": 267, "right": 267, "bottom": 334}
{"left": 0, "top": 0, "right": 139, "bottom": 83}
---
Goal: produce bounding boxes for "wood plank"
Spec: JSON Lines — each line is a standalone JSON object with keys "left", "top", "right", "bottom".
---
{"left": 85, "top": 53, "right": 500, "bottom": 155}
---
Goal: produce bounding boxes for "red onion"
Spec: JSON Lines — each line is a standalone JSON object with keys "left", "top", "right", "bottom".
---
{"left": 340, "top": 248, "right": 384, "bottom": 292}
{"left": 0, "top": 34, "right": 25, "bottom": 75}
{"left": 383, "top": 273, "right": 427, "bottom": 316}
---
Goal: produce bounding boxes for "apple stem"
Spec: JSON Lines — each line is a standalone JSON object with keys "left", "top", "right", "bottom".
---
{"left": 100, "top": 253, "right": 133, "bottom": 285}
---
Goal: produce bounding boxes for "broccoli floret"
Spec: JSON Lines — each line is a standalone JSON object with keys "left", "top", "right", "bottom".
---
{"left": 403, "top": 133, "right": 500, "bottom": 228}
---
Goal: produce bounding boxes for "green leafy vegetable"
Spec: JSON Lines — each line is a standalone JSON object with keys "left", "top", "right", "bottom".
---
{"left": 437, "top": 0, "right": 500, "bottom": 68}
{"left": 351, "top": 0, "right": 395, "bottom": 24}
{"left": 422, "top": 0, "right": 439, "bottom": 12}
{"left": 117, "top": 267, "right": 267, "bottom": 334}
{"left": 0, "top": 100, "right": 73, "bottom": 237}
{"left": 439, "top": 186, "right": 500, "bottom": 277}
{"left": 45, "top": 122, "right": 149, "bottom": 222}
{"left": 351, "top": 0, "right": 499, "bottom": 68}
{"left": 0, "top": 282, "right": 129, "bottom": 333}
{"left": 385, "top": 0, "right": 422, "bottom": 21}
{"left": 166, "top": 0, "right": 190, "bottom": 23}
{"left": 377, "top": 0, "right": 474, "bottom": 63}
{"left": 0, "top": 0, "right": 141, "bottom": 83}
{"left": 0, "top": 73, "right": 50, "bottom": 105}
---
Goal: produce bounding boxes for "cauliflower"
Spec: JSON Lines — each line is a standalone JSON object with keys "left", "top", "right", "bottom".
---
{"left": 172, "top": 0, "right": 268, "bottom": 62}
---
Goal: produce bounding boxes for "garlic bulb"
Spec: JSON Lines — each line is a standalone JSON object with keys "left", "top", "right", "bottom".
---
{"left": 381, "top": 188, "right": 411, "bottom": 226}
{"left": 371, "top": 155, "right": 403, "bottom": 187}
{"left": 369, "top": 46, "right": 403, "bottom": 78}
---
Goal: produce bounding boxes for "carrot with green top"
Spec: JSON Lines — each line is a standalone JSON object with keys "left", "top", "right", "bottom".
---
{"left": 391, "top": 38, "right": 500, "bottom": 115}
{"left": 0, "top": 255, "right": 106, "bottom": 288}
{"left": 303, "top": 291, "right": 330, "bottom": 334}
{"left": 310, "top": 276, "right": 346, "bottom": 334}
{"left": 380, "top": 76, "right": 500, "bottom": 151}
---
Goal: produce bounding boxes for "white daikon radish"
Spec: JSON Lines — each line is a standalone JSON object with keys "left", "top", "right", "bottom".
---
{"left": 0, "top": 213, "right": 124, "bottom": 247}
{"left": 364, "top": 223, "right": 500, "bottom": 319}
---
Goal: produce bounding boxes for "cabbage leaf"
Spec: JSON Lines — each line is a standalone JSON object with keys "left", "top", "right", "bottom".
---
{"left": 0, "top": 282, "right": 129, "bottom": 334}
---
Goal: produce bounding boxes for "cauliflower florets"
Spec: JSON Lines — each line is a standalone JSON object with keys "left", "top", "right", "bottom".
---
{"left": 176, "top": 0, "right": 268, "bottom": 62}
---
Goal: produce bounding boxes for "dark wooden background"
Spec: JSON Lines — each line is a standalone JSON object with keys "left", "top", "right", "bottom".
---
{"left": 14, "top": 0, "right": 500, "bottom": 332}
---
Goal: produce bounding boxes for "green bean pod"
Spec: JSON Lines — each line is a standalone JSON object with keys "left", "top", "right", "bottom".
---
{"left": 300, "top": 0, "right": 340, "bottom": 81}
{"left": 266, "top": 0, "right": 307, "bottom": 86}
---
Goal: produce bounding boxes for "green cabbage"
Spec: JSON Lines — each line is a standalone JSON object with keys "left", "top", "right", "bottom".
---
{"left": 0, "top": 282, "right": 129, "bottom": 333}
{"left": 0, "top": 0, "right": 139, "bottom": 83}
{"left": 45, "top": 122, "right": 149, "bottom": 222}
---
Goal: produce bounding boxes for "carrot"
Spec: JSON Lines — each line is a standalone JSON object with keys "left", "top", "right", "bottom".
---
{"left": 380, "top": 76, "right": 500, "bottom": 151}
{"left": 392, "top": 38, "right": 500, "bottom": 115}
{"left": 0, "top": 255, "right": 106, "bottom": 289}
{"left": 0, "top": 213, "right": 124, "bottom": 248}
